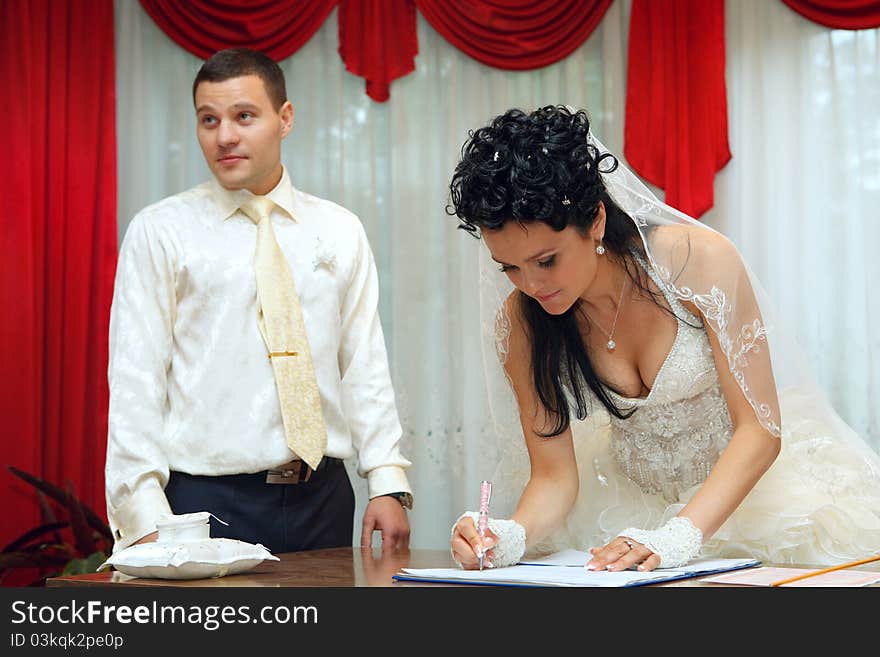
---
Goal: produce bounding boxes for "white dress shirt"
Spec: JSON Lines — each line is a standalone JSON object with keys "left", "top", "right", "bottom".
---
{"left": 105, "top": 167, "right": 412, "bottom": 550}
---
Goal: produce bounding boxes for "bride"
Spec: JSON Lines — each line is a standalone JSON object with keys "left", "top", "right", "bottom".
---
{"left": 447, "top": 105, "right": 880, "bottom": 572}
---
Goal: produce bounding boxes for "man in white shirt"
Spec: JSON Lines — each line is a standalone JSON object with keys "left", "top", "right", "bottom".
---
{"left": 105, "top": 48, "right": 413, "bottom": 554}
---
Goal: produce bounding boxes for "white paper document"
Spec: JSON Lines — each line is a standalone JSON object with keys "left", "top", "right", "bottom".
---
{"left": 518, "top": 549, "right": 593, "bottom": 567}
{"left": 395, "top": 552, "right": 759, "bottom": 587}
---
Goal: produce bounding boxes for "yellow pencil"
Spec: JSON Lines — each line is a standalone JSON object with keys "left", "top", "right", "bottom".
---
{"left": 770, "top": 554, "right": 880, "bottom": 587}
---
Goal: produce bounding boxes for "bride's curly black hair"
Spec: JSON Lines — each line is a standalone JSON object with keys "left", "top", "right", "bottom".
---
{"left": 448, "top": 105, "right": 620, "bottom": 237}
{"left": 447, "top": 105, "right": 675, "bottom": 436}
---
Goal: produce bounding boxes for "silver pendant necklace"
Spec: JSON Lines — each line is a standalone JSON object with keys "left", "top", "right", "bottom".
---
{"left": 586, "top": 277, "right": 628, "bottom": 351}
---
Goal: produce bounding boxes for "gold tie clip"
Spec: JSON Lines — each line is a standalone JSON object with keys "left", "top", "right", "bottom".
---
{"left": 268, "top": 351, "right": 299, "bottom": 359}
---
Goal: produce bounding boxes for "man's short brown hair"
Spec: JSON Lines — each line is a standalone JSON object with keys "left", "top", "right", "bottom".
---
{"left": 193, "top": 48, "right": 287, "bottom": 110}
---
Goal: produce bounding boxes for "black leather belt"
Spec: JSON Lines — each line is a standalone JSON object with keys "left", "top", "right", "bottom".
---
{"left": 265, "top": 457, "right": 341, "bottom": 484}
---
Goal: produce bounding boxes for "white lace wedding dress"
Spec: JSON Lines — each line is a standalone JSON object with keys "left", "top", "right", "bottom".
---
{"left": 491, "top": 260, "right": 880, "bottom": 566}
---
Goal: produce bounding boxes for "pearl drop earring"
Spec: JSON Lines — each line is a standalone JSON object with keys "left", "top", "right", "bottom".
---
{"left": 596, "top": 243, "right": 606, "bottom": 255}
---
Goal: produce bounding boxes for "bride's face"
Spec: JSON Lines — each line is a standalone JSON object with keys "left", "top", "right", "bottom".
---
{"left": 483, "top": 214, "right": 602, "bottom": 315}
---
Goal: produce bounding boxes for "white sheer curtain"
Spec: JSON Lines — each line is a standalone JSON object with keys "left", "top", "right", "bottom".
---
{"left": 115, "top": 0, "right": 878, "bottom": 550}
{"left": 704, "top": 0, "right": 880, "bottom": 450}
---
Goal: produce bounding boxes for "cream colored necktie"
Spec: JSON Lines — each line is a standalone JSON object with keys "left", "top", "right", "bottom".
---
{"left": 240, "top": 196, "right": 327, "bottom": 469}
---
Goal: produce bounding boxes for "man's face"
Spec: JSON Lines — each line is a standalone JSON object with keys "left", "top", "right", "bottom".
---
{"left": 195, "top": 74, "right": 293, "bottom": 195}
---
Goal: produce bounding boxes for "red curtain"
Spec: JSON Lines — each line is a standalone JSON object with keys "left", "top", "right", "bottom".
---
{"left": 0, "top": 0, "right": 117, "bottom": 555}
{"left": 781, "top": 0, "right": 880, "bottom": 29}
{"left": 338, "top": 0, "right": 418, "bottom": 102}
{"left": 139, "top": 0, "right": 338, "bottom": 61}
{"left": 137, "top": 1, "right": 614, "bottom": 101}
{"left": 415, "top": 0, "right": 614, "bottom": 70}
{"left": 624, "top": 0, "right": 730, "bottom": 218}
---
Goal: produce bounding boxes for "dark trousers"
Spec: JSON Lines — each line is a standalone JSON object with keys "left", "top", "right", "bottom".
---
{"left": 165, "top": 458, "right": 354, "bottom": 554}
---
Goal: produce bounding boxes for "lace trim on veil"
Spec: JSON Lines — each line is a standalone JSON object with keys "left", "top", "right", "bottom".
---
{"left": 652, "top": 265, "right": 780, "bottom": 437}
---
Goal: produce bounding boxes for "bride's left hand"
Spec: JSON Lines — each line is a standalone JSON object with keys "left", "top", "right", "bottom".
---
{"left": 585, "top": 536, "right": 661, "bottom": 572}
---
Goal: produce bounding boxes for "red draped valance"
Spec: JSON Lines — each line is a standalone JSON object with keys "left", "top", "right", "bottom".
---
{"left": 138, "top": 0, "right": 337, "bottom": 61}
{"left": 414, "top": 0, "right": 614, "bottom": 70}
{"left": 338, "top": 0, "right": 418, "bottom": 102}
{"left": 139, "top": 1, "right": 616, "bottom": 99}
{"left": 137, "top": 0, "right": 727, "bottom": 216}
{"left": 782, "top": 0, "right": 880, "bottom": 30}
{"left": 624, "top": 0, "right": 730, "bottom": 218}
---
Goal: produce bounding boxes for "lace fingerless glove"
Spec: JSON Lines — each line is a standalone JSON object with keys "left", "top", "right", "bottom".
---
{"left": 618, "top": 516, "right": 703, "bottom": 568}
{"left": 452, "top": 512, "right": 526, "bottom": 568}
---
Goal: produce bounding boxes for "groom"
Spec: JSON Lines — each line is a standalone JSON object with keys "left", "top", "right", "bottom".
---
{"left": 104, "top": 48, "right": 413, "bottom": 554}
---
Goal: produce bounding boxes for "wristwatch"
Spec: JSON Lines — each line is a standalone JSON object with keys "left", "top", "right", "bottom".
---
{"left": 383, "top": 492, "right": 414, "bottom": 510}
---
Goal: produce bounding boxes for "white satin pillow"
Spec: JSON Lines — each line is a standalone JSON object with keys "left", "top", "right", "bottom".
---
{"left": 98, "top": 538, "right": 279, "bottom": 580}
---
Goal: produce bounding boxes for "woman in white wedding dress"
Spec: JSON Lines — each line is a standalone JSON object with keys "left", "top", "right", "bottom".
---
{"left": 447, "top": 106, "right": 880, "bottom": 572}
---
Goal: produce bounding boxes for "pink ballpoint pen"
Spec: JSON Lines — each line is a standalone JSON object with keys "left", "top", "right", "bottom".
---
{"left": 478, "top": 480, "right": 492, "bottom": 571}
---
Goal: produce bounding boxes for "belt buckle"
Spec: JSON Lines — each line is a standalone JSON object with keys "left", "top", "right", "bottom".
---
{"left": 265, "top": 459, "right": 314, "bottom": 484}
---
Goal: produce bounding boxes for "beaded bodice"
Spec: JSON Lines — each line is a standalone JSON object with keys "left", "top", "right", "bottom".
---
{"left": 605, "top": 259, "right": 733, "bottom": 502}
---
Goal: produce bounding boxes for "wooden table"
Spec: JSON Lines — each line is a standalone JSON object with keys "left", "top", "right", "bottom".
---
{"left": 47, "top": 548, "right": 450, "bottom": 588}
{"left": 45, "top": 548, "right": 880, "bottom": 588}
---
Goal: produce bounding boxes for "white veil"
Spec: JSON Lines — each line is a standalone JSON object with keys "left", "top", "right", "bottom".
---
{"left": 476, "top": 130, "right": 880, "bottom": 540}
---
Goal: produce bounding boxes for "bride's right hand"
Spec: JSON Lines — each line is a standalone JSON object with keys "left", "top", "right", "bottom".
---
{"left": 450, "top": 515, "right": 498, "bottom": 569}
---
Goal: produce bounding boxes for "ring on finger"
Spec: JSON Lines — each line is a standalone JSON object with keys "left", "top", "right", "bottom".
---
{"left": 623, "top": 539, "right": 634, "bottom": 550}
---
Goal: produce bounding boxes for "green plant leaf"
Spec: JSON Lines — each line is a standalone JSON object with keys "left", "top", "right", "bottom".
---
{"left": 7, "top": 466, "right": 112, "bottom": 541}
{"left": 36, "top": 492, "right": 64, "bottom": 545}
{"left": 37, "top": 490, "right": 58, "bottom": 524}
{"left": 66, "top": 480, "right": 95, "bottom": 556}
{"left": 85, "top": 551, "right": 107, "bottom": 573}
{"left": 61, "top": 551, "right": 107, "bottom": 576}
{"left": 3, "top": 521, "right": 70, "bottom": 553}
{"left": 0, "top": 551, "right": 71, "bottom": 570}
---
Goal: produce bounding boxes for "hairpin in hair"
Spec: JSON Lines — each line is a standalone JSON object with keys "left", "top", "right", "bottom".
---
{"left": 493, "top": 151, "right": 499, "bottom": 162}
{"left": 542, "top": 147, "right": 548, "bottom": 155}
{"left": 562, "top": 196, "right": 571, "bottom": 206}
